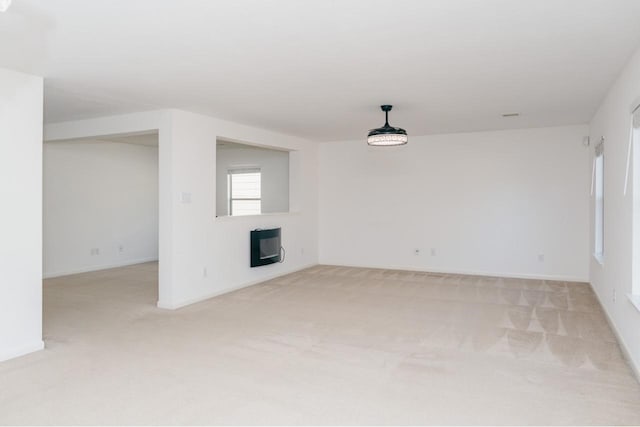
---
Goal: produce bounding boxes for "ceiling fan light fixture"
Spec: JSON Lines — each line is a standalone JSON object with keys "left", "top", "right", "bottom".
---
{"left": 367, "top": 105, "right": 408, "bottom": 146}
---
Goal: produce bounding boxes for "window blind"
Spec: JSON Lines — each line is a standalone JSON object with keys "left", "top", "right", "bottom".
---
{"left": 228, "top": 168, "right": 261, "bottom": 216}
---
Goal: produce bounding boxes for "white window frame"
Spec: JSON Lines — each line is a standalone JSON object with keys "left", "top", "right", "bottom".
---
{"left": 227, "top": 168, "right": 261, "bottom": 216}
{"left": 630, "top": 107, "right": 640, "bottom": 309}
{"left": 593, "top": 139, "right": 604, "bottom": 265}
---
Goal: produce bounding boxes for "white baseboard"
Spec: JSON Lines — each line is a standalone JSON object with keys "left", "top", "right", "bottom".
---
{"left": 0, "top": 340, "right": 44, "bottom": 363}
{"left": 43, "top": 257, "right": 159, "bottom": 279}
{"left": 157, "top": 263, "right": 317, "bottom": 310}
{"left": 319, "top": 261, "right": 588, "bottom": 283}
{"left": 591, "top": 284, "right": 640, "bottom": 384}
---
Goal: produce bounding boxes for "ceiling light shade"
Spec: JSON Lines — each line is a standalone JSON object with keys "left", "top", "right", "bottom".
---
{"left": 367, "top": 105, "right": 408, "bottom": 146}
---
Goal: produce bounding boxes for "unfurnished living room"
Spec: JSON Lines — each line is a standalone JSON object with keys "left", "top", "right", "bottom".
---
{"left": 3, "top": 0, "right": 640, "bottom": 425}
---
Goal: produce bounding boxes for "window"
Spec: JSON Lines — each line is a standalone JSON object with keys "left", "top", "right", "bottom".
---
{"left": 227, "top": 169, "right": 261, "bottom": 216}
{"left": 632, "top": 108, "right": 640, "bottom": 299}
{"left": 594, "top": 139, "right": 604, "bottom": 263}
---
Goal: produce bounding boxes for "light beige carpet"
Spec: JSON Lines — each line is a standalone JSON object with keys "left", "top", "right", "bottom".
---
{"left": 1, "top": 263, "right": 640, "bottom": 425}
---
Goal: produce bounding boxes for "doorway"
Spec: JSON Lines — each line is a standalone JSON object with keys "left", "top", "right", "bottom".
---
{"left": 43, "top": 131, "right": 159, "bottom": 307}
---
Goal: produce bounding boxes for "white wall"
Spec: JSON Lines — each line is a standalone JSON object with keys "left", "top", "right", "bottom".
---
{"left": 0, "top": 68, "right": 44, "bottom": 361}
{"left": 319, "top": 125, "right": 590, "bottom": 281}
{"left": 588, "top": 46, "right": 640, "bottom": 375}
{"left": 216, "top": 144, "right": 289, "bottom": 216}
{"left": 45, "top": 110, "right": 319, "bottom": 310}
{"left": 43, "top": 140, "right": 159, "bottom": 278}
{"left": 163, "top": 110, "right": 317, "bottom": 308}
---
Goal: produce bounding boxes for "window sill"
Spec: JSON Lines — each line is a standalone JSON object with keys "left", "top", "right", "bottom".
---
{"left": 627, "top": 294, "right": 640, "bottom": 313}
{"left": 593, "top": 253, "right": 605, "bottom": 266}
{"left": 215, "top": 211, "right": 299, "bottom": 221}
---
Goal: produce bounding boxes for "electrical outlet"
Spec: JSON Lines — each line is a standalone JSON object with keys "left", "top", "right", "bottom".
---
{"left": 90, "top": 248, "right": 100, "bottom": 256}
{"left": 203, "top": 267, "right": 208, "bottom": 278}
{"left": 118, "top": 245, "right": 124, "bottom": 253}
{"left": 301, "top": 247, "right": 305, "bottom": 255}
{"left": 414, "top": 248, "right": 420, "bottom": 255}
{"left": 430, "top": 248, "right": 437, "bottom": 256}
{"left": 538, "top": 254, "right": 545, "bottom": 262}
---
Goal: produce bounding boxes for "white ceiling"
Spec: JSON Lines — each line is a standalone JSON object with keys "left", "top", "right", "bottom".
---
{"left": 48, "top": 132, "right": 159, "bottom": 146}
{"left": 2, "top": 0, "right": 640, "bottom": 141}
{"left": 98, "top": 132, "right": 158, "bottom": 147}
{"left": 217, "top": 139, "right": 289, "bottom": 152}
